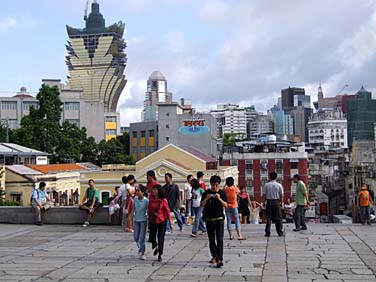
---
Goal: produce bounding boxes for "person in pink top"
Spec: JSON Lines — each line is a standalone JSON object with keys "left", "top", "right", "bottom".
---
{"left": 223, "top": 177, "right": 245, "bottom": 240}
{"left": 146, "top": 170, "right": 160, "bottom": 193}
{"left": 148, "top": 184, "right": 172, "bottom": 262}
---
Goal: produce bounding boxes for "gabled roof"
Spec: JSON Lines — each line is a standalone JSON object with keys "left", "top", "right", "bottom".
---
{"left": 0, "top": 143, "right": 48, "bottom": 156}
{"left": 6, "top": 165, "right": 42, "bottom": 176}
{"left": 136, "top": 144, "right": 208, "bottom": 165}
{"left": 26, "top": 164, "right": 85, "bottom": 174}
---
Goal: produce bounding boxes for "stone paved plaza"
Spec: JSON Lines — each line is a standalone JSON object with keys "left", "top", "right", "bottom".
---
{"left": 0, "top": 223, "right": 375, "bottom": 282}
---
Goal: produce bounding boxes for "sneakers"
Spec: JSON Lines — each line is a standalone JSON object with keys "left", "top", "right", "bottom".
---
{"left": 293, "top": 228, "right": 301, "bottom": 232}
{"left": 166, "top": 231, "right": 171, "bottom": 235}
{"left": 140, "top": 254, "right": 146, "bottom": 260}
{"left": 35, "top": 221, "right": 43, "bottom": 226}
{"left": 82, "top": 221, "right": 90, "bottom": 227}
{"left": 190, "top": 233, "right": 197, "bottom": 238}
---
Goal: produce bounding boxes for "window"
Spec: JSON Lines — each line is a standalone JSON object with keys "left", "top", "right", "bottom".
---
{"left": 105, "top": 116, "right": 116, "bottom": 122}
{"left": 166, "top": 124, "right": 169, "bottom": 129}
{"left": 132, "top": 131, "right": 137, "bottom": 138}
{"left": 261, "top": 160, "right": 268, "bottom": 174}
{"left": 166, "top": 137, "right": 170, "bottom": 141}
{"left": 101, "top": 191, "right": 110, "bottom": 206}
{"left": 149, "top": 130, "right": 155, "bottom": 137}
{"left": 276, "top": 160, "right": 283, "bottom": 173}
{"left": 3, "top": 119, "right": 18, "bottom": 129}
{"left": 290, "top": 161, "right": 298, "bottom": 169}
{"left": 10, "top": 193, "right": 22, "bottom": 203}
{"left": 246, "top": 161, "right": 253, "bottom": 174}
{"left": 23, "top": 102, "right": 38, "bottom": 111}
{"left": 106, "top": 129, "right": 117, "bottom": 135}
{"left": 64, "top": 102, "right": 80, "bottom": 111}
{"left": 65, "top": 119, "right": 80, "bottom": 127}
{"left": 2, "top": 102, "right": 17, "bottom": 111}
{"left": 141, "top": 131, "right": 146, "bottom": 138}
{"left": 231, "top": 160, "right": 238, "bottom": 166}
{"left": 166, "top": 112, "right": 170, "bottom": 117}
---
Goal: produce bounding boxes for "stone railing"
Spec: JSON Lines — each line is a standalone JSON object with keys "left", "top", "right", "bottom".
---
{"left": 0, "top": 206, "right": 121, "bottom": 225}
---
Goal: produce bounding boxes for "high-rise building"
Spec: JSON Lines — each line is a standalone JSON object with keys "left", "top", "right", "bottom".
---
{"left": 281, "top": 87, "right": 305, "bottom": 112}
{"left": 66, "top": 1, "right": 126, "bottom": 141}
{"left": 270, "top": 104, "right": 294, "bottom": 137}
{"left": 313, "top": 84, "right": 345, "bottom": 110}
{"left": 142, "top": 71, "right": 173, "bottom": 121}
{"left": 308, "top": 108, "right": 348, "bottom": 149}
{"left": 347, "top": 86, "right": 376, "bottom": 147}
{"left": 211, "top": 104, "right": 247, "bottom": 139}
{"left": 281, "top": 87, "right": 312, "bottom": 143}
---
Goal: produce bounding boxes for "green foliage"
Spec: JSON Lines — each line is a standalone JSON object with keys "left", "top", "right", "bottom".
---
{"left": 0, "top": 190, "right": 22, "bottom": 206}
{"left": 10, "top": 83, "right": 133, "bottom": 166}
{"left": 223, "top": 133, "right": 246, "bottom": 146}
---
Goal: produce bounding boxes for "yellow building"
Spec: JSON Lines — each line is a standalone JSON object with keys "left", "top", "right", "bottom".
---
{"left": 80, "top": 144, "right": 238, "bottom": 205}
{"left": 5, "top": 164, "right": 98, "bottom": 206}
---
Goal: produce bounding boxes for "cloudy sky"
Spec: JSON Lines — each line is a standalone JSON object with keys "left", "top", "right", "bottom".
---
{"left": 1, "top": 0, "right": 376, "bottom": 125}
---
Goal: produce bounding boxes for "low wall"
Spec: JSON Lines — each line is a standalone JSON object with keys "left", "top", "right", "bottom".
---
{"left": 0, "top": 206, "right": 121, "bottom": 225}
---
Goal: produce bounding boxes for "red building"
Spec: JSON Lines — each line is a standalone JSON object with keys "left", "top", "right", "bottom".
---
{"left": 222, "top": 141, "right": 309, "bottom": 202}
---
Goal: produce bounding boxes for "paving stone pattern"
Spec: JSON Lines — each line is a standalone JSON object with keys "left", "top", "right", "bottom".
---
{"left": 0, "top": 223, "right": 375, "bottom": 282}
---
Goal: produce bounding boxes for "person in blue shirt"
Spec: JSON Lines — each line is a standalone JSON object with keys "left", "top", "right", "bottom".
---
{"left": 133, "top": 185, "right": 149, "bottom": 260}
{"left": 32, "top": 182, "right": 51, "bottom": 226}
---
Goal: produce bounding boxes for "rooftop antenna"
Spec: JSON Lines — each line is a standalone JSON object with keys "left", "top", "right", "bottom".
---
{"left": 84, "top": 0, "right": 89, "bottom": 21}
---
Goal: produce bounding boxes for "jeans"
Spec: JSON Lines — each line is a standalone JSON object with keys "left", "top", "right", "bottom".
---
{"left": 185, "top": 199, "right": 192, "bottom": 217}
{"left": 360, "top": 206, "right": 371, "bottom": 223}
{"left": 191, "top": 206, "right": 203, "bottom": 234}
{"left": 206, "top": 220, "right": 224, "bottom": 261}
{"left": 225, "top": 207, "right": 241, "bottom": 231}
{"left": 265, "top": 200, "right": 283, "bottom": 236}
{"left": 149, "top": 221, "right": 166, "bottom": 255}
{"left": 134, "top": 221, "right": 147, "bottom": 254}
{"left": 166, "top": 207, "right": 184, "bottom": 231}
{"left": 294, "top": 205, "right": 307, "bottom": 229}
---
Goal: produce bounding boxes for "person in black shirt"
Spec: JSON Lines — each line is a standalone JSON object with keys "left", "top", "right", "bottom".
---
{"left": 163, "top": 173, "right": 184, "bottom": 232}
{"left": 201, "top": 175, "right": 228, "bottom": 268}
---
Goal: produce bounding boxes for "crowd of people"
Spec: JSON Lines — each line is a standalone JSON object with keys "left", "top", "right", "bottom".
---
{"left": 30, "top": 170, "right": 373, "bottom": 267}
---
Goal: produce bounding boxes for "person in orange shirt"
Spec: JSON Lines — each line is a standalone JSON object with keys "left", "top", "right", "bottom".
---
{"left": 359, "top": 184, "right": 373, "bottom": 225}
{"left": 223, "top": 177, "right": 245, "bottom": 240}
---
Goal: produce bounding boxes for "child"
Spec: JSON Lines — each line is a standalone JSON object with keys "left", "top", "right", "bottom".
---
{"left": 180, "top": 207, "right": 187, "bottom": 225}
{"left": 134, "top": 185, "right": 149, "bottom": 260}
{"left": 250, "top": 201, "right": 263, "bottom": 224}
{"left": 108, "top": 186, "right": 120, "bottom": 225}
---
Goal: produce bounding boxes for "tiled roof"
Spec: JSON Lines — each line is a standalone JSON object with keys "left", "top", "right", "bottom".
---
{"left": 180, "top": 146, "right": 217, "bottom": 163}
{"left": 26, "top": 164, "right": 85, "bottom": 174}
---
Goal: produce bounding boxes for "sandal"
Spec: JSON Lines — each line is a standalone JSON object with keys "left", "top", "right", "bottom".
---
{"left": 238, "top": 237, "right": 246, "bottom": 240}
{"left": 229, "top": 236, "right": 234, "bottom": 240}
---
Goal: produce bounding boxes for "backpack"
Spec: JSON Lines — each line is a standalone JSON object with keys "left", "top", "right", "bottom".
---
{"left": 30, "top": 189, "right": 40, "bottom": 206}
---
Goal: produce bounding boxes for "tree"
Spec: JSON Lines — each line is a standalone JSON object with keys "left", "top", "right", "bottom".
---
{"left": 118, "top": 132, "right": 130, "bottom": 155}
{"left": 12, "top": 84, "right": 62, "bottom": 154}
{"left": 81, "top": 136, "right": 98, "bottom": 164}
{"left": 95, "top": 137, "right": 134, "bottom": 166}
{"left": 223, "top": 133, "right": 245, "bottom": 146}
{"left": 54, "top": 121, "right": 87, "bottom": 163}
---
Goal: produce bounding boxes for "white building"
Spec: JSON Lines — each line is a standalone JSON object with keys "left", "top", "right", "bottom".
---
{"left": 308, "top": 108, "right": 348, "bottom": 149}
{"left": 211, "top": 104, "right": 247, "bottom": 139}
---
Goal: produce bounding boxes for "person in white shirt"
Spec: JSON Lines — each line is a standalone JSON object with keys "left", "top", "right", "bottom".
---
{"left": 184, "top": 175, "right": 193, "bottom": 225}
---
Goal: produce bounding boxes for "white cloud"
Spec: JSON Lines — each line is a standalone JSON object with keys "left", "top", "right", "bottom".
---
{"left": 0, "top": 15, "right": 37, "bottom": 33}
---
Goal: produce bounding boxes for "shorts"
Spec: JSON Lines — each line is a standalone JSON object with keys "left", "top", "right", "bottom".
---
{"left": 109, "top": 204, "right": 120, "bottom": 215}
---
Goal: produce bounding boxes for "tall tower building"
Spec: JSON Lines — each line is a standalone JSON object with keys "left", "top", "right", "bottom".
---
{"left": 142, "top": 71, "right": 173, "bottom": 121}
{"left": 66, "top": 0, "right": 127, "bottom": 141}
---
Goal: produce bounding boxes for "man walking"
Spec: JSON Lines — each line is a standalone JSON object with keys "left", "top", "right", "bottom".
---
{"left": 359, "top": 184, "right": 373, "bottom": 225}
{"left": 262, "top": 172, "right": 284, "bottom": 237}
{"left": 293, "top": 174, "right": 309, "bottom": 231}
{"left": 163, "top": 173, "right": 184, "bottom": 232}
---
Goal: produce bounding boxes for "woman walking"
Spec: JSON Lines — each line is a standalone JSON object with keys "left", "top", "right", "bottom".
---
{"left": 190, "top": 178, "right": 205, "bottom": 237}
{"left": 125, "top": 175, "right": 136, "bottom": 232}
{"left": 148, "top": 185, "right": 172, "bottom": 262}
{"left": 134, "top": 185, "right": 149, "bottom": 260}
{"left": 238, "top": 186, "right": 252, "bottom": 224}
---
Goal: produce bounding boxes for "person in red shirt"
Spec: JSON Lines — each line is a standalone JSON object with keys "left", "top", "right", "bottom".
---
{"left": 223, "top": 177, "right": 245, "bottom": 240}
{"left": 197, "top": 171, "right": 207, "bottom": 191}
{"left": 146, "top": 170, "right": 160, "bottom": 192}
{"left": 148, "top": 184, "right": 172, "bottom": 262}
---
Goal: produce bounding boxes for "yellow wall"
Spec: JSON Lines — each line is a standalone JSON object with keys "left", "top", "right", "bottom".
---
{"left": 140, "top": 137, "right": 146, "bottom": 147}
{"left": 106, "top": 135, "right": 116, "bottom": 142}
{"left": 148, "top": 137, "right": 155, "bottom": 147}
{"left": 132, "top": 138, "right": 137, "bottom": 148}
{"left": 136, "top": 145, "right": 206, "bottom": 172}
{"left": 105, "top": 122, "right": 117, "bottom": 130}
